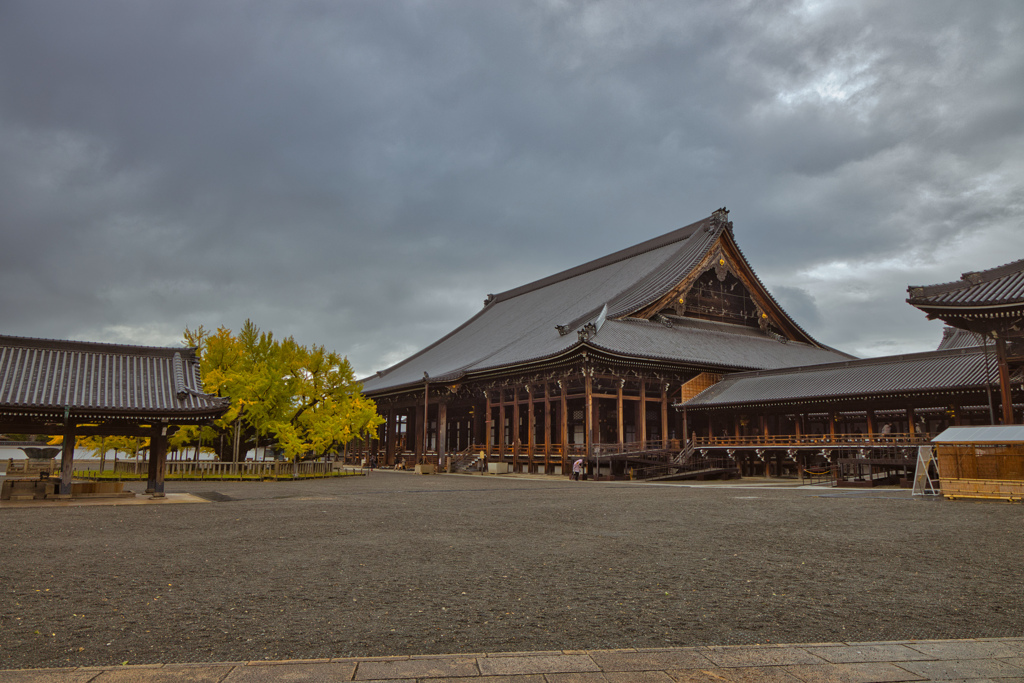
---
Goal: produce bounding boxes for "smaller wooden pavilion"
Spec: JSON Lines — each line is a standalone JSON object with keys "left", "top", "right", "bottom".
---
{"left": 931, "top": 426, "right": 1024, "bottom": 501}
{"left": 0, "top": 335, "right": 229, "bottom": 498}
{"left": 908, "top": 259, "right": 1024, "bottom": 424}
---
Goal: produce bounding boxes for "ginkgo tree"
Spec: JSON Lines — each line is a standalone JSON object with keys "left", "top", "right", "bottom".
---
{"left": 182, "top": 321, "right": 383, "bottom": 464}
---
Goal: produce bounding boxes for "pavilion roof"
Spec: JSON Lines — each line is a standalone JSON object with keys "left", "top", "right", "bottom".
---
{"left": 908, "top": 258, "right": 1024, "bottom": 310}
{"left": 0, "top": 335, "right": 230, "bottom": 423}
{"left": 682, "top": 346, "right": 995, "bottom": 410}
{"left": 363, "top": 211, "right": 852, "bottom": 394}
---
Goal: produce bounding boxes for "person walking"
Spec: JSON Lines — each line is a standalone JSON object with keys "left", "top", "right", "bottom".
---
{"left": 572, "top": 457, "right": 583, "bottom": 481}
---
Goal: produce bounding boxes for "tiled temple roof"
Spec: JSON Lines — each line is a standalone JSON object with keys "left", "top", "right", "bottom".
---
{"left": 363, "top": 212, "right": 852, "bottom": 394}
{"left": 0, "top": 335, "right": 230, "bottom": 421}
{"left": 908, "top": 258, "right": 1024, "bottom": 308}
{"left": 682, "top": 346, "right": 994, "bottom": 409}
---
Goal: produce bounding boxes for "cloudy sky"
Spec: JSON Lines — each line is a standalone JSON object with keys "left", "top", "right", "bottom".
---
{"left": 1, "top": 0, "right": 1022, "bottom": 377}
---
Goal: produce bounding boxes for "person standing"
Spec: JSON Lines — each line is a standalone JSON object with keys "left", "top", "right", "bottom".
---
{"left": 572, "top": 457, "right": 583, "bottom": 481}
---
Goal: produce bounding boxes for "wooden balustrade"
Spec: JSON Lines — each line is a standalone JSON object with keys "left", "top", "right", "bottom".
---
{"left": 691, "top": 432, "right": 931, "bottom": 448}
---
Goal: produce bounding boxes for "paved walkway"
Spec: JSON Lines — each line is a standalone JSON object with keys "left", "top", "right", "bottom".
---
{"left": 2, "top": 638, "right": 1022, "bottom": 682}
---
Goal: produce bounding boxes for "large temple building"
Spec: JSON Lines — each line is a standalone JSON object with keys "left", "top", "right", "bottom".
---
{"left": 360, "top": 209, "right": 854, "bottom": 475}
{"left": 361, "top": 209, "right": 1022, "bottom": 480}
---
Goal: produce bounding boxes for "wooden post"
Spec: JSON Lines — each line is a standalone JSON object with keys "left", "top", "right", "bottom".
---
{"left": 437, "top": 401, "right": 448, "bottom": 469}
{"left": 829, "top": 411, "right": 836, "bottom": 441}
{"left": 560, "top": 384, "right": 569, "bottom": 471}
{"left": 149, "top": 426, "right": 168, "bottom": 496}
{"left": 421, "top": 381, "right": 430, "bottom": 462}
{"left": 585, "top": 370, "right": 593, "bottom": 458}
{"left": 996, "top": 336, "right": 1016, "bottom": 424}
{"left": 414, "top": 403, "right": 424, "bottom": 461}
{"left": 616, "top": 382, "right": 624, "bottom": 451}
{"left": 661, "top": 386, "right": 669, "bottom": 448}
{"left": 59, "top": 419, "right": 77, "bottom": 497}
{"left": 638, "top": 380, "right": 647, "bottom": 447}
{"left": 527, "top": 385, "right": 536, "bottom": 473}
{"left": 543, "top": 383, "right": 552, "bottom": 472}
{"left": 485, "top": 393, "right": 493, "bottom": 457}
{"left": 512, "top": 391, "right": 520, "bottom": 472}
{"left": 906, "top": 407, "right": 916, "bottom": 436}
{"left": 385, "top": 409, "right": 396, "bottom": 465}
{"left": 866, "top": 409, "right": 876, "bottom": 438}
{"left": 498, "top": 402, "right": 506, "bottom": 457}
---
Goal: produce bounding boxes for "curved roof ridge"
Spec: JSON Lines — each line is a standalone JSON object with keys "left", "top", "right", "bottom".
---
{"left": 489, "top": 215, "right": 710, "bottom": 304}
{"left": 0, "top": 334, "right": 198, "bottom": 360}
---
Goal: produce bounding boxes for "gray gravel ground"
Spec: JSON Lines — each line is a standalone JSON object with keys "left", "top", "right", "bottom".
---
{"left": 0, "top": 472, "right": 1021, "bottom": 670}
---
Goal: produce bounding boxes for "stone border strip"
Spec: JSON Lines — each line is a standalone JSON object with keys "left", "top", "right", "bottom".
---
{"left": 0, "top": 637, "right": 1022, "bottom": 682}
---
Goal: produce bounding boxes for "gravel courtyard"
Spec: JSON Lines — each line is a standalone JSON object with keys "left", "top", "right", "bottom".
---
{"left": 1, "top": 472, "right": 1021, "bottom": 670}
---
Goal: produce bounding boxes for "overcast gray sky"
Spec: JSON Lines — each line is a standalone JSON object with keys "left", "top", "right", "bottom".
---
{"left": 1, "top": 0, "right": 1022, "bottom": 377}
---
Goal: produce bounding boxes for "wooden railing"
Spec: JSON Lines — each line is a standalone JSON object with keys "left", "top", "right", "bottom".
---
{"left": 110, "top": 460, "right": 351, "bottom": 478}
{"left": 692, "top": 433, "right": 932, "bottom": 448}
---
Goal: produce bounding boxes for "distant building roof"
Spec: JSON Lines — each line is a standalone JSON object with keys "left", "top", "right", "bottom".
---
{"left": 0, "top": 335, "right": 229, "bottom": 423}
{"left": 682, "top": 346, "right": 995, "bottom": 409}
{"left": 363, "top": 211, "right": 853, "bottom": 394}
{"left": 936, "top": 326, "right": 988, "bottom": 351}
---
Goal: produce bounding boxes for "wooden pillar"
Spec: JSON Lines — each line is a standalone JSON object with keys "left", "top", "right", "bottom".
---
{"left": 560, "top": 384, "right": 569, "bottom": 471}
{"left": 498, "top": 402, "right": 506, "bottom": 457}
{"left": 59, "top": 420, "right": 77, "bottom": 497}
{"left": 386, "top": 409, "right": 396, "bottom": 464}
{"left": 437, "top": 401, "right": 448, "bottom": 467}
{"left": 527, "top": 386, "right": 536, "bottom": 472}
{"left": 661, "top": 386, "right": 669, "bottom": 448}
{"left": 996, "top": 337, "right": 1016, "bottom": 424}
{"left": 638, "top": 380, "right": 647, "bottom": 446}
{"left": 543, "top": 383, "right": 552, "bottom": 470}
{"left": 414, "top": 403, "right": 424, "bottom": 460}
{"left": 906, "top": 407, "right": 916, "bottom": 436}
{"left": 485, "top": 393, "right": 493, "bottom": 456}
{"left": 829, "top": 411, "right": 836, "bottom": 441}
{"left": 616, "top": 382, "right": 624, "bottom": 451}
{"left": 512, "top": 391, "right": 521, "bottom": 471}
{"left": 148, "top": 426, "right": 168, "bottom": 496}
{"left": 422, "top": 381, "right": 430, "bottom": 461}
{"left": 953, "top": 399, "right": 963, "bottom": 426}
{"left": 585, "top": 370, "right": 594, "bottom": 457}
{"left": 866, "top": 409, "right": 876, "bottom": 438}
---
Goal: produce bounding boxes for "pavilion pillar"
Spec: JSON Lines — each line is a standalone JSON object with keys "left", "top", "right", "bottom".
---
{"left": 995, "top": 337, "right": 1016, "bottom": 425}
{"left": 147, "top": 426, "right": 168, "bottom": 497}
{"left": 616, "top": 383, "right": 624, "bottom": 451}
{"left": 906, "top": 408, "right": 916, "bottom": 436}
{"left": 829, "top": 411, "right": 836, "bottom": 441}
{"left": 58, "top": 420, "right": 77, "bottom": 497}
{"left": 866, "top": 410, "right": 876, "bottom": 438}
{"left": 661, "top": 386, "right": 669, "bottom": 448}
{"left": 437, "top": 401, "right": 448, "bottom": 469}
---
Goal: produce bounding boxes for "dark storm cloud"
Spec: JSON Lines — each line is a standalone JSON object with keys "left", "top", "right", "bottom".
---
{"left": 1, "top": 0, "right": 1022, "bottom": 373}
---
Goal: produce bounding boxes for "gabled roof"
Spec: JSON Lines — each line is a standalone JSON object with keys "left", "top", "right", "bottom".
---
{"left": 0, "top": 335, "right": 230, "bottom": 422}
{"left": 908, "top": 258, "right": 1024, "bottom": 309}
{"left": 363, "top": 211, "right": 852, "bottom": 394}
{"left": 682, "top": 346, "right": 994, "bottom": 409}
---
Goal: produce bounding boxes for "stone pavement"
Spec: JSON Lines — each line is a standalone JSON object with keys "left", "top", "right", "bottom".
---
{"left": 2, "top": 638, "right": 1022, "bottom": 682}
